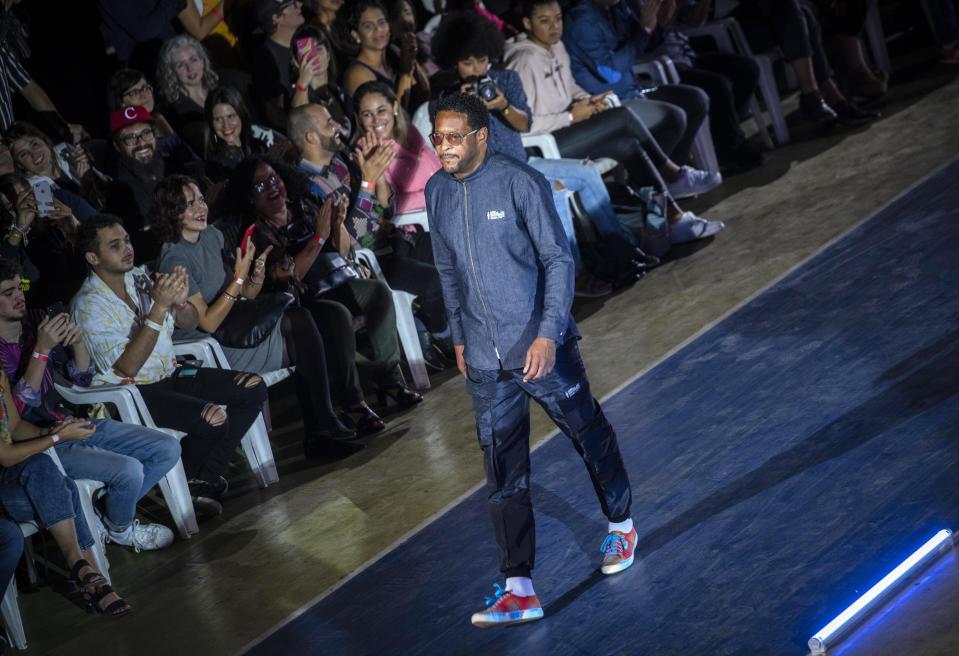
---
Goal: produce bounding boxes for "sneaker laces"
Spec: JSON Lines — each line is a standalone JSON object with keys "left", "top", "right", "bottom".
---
{"left": 484, "top": 582, "right": 507, "bottom": 607}
{"left": 128, "top": 519, "right": 143, "bottom": 554}
{"left": 600, "top": 532, "right": 628, "bottom": 557}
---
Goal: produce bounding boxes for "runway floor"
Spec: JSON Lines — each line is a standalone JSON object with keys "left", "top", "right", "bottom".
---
{"left": 245, "top": 157, "right": 959, "bottom": 653}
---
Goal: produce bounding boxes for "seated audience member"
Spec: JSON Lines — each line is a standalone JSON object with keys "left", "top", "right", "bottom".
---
{"left": 5, "top": 122, "right": 107, "bottom": 213}
{"left": 0, "top": 371, "right": 131, "bottom": 616}
{"left": 646, "top": 0, "right": 766, "bottom": 171}
{"left": 387, "top": 0, "right": 440, "bottom": 77}
{"left": 808, "top": 0, "right": 887, "bottom": 100}
{"left": 220, "top": 155, "right": 423, "bottom": 412}
{"left": 72, "top": 214, "right": 268, "bottom": 515}
{"left": 108, "top": 68, "right": 181, "bottom": 144}
{"left": 152, "top": 175, "right": 362, "bottom": 458}
{"left": 303, "top": 0, "right": 353, "bottom": 75}
{"left": 203, "top": 86, "right": 286, "bottom": 182}
{"left": 342, "top": 1, "right": 431, "bottom": 110}
{"left": 296, "top": 91, "right": 450, "bottom": 366}
{"left": 104, "top": 106, "right": 198, "bottom": 265}
{"left": 0, "top": 259, "right": 180, "bottom": 551}
{"left": 253, "top": 0, "right": 307, "bottom": 132}
{"left": 289, "top": 24, "right": 353, "bottom": 137}
{"left": 562, "top": 0, "right": 715, "bottom": 171}
{"left": 156, "top": 35, "right": 222, "bottom": 154}
{"left": 927, "top": 0, "right": 959, "bottom": 63}
{"left": 503, "top": 1, "right": 724, "bottom": 195}
{"left": 732, "top": 0, "right": 878, "bottom": 123}
{"left": 0, "top": 174, "right": 87, "bottom": 307}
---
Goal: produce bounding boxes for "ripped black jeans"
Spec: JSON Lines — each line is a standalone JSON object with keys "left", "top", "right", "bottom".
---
{"left": 137, "top": 368, "right": 268, "bottom": 482}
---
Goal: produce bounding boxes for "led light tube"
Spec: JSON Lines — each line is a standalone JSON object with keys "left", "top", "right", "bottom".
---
{"left": 808, "top": 529, "right": 954, "bottom": 654}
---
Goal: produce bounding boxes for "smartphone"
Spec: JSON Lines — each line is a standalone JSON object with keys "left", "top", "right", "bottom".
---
{"left": 45, "top": 301, "right": 66, "bottom": 318}
{"left": 28, "top": 176, "right": 56, "bottom": 218}
{"left": 240, "top": 224, "right": 256, "bottom": 257}
{"left": 174, "top": 361, "right": 203, "bottom": 378}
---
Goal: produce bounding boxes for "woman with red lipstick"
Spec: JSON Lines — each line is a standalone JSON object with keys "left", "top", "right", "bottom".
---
{"left": 202, "top": 86, "right": 286, "bottom": 183}
{"left": 342, "top": 1, "right": 430, "bottom": 110}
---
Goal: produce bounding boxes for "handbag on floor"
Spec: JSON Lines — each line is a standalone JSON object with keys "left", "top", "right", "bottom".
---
{"left": 607, "top": 183, "right": 672, "bottom": 258}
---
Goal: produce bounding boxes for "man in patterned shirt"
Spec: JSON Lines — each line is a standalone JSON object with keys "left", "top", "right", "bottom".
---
{"left": 72, "top": 214, "right": 268, "bottom": 515}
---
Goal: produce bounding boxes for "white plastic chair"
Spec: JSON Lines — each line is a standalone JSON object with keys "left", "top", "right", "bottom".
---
{"left": 2, "top": 448, "right": 111, "bottom": 650}
{"left": 681, "top": 16, "right": 790, "bottom": 146}
{"left": 170, "top": 337, "right": 281, "bottom": 487}
{"left": 54, "top": 382, "right": 198, "bottom": 540}
{"left": 354, "top": 249, "right": 430, "bottom": 390}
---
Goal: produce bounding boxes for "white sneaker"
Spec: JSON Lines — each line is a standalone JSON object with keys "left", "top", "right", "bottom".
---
{"left": 667, "top": 166, "right": 722, "bottom": 199}
{"left": 105, "top": 519, "right": 175, "bottom": 552}
{"left": 670, "top": 211, "right": 725, "bottom": 244}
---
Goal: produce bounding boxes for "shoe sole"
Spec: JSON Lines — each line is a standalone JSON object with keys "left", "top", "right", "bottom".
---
{"left": 601, "top": 552, "right": 635, "bottom": 575}
{"left": 471, "top": 607, "right": 545, "bottom": 628}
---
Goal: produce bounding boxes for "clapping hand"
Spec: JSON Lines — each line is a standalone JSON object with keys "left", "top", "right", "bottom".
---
{"left": 354, "top": 133, "right": 395, "bottom": 183}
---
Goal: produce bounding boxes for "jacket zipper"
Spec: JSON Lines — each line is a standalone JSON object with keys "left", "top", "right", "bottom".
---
{"left": 461, "top": 180, "right": 502, "bottom": 364}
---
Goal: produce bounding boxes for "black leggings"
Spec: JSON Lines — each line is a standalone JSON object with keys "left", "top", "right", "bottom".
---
{"left": 553, "top": 101, "right": 670, "bottom": 187}
{"left": 280, "top": 306, "right": 341, "bottom": 436}
{"left": 138, "top": 368, "right": 267, "bottom": 482}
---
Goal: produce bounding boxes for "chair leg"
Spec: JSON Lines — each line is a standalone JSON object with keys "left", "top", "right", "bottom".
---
{"left": 1, "top": 579, "right": 27, "bottom": 650}
{"left": 690, "top": 117, "right": 721, "bottom": 175}
{"left": 392, "top": 291, "right": 430, "bottom": 390}
{"left": 241, "top": 415, "right": 278, "bottom": 488}
{"left": 748, "top": 96, "right": 775, "bottom": 150}
{"left": 863, "top": 0, "right": 892, "bottom": 76}
{"left": 157, "top": 460, "right": 199, "bottom": 539}
{"left": 756, "top": 54, "right": 790, "bottom": 145}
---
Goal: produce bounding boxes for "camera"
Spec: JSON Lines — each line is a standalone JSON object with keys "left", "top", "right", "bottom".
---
{"left": 462, "top": 76, "right": 498, "bottom": 102}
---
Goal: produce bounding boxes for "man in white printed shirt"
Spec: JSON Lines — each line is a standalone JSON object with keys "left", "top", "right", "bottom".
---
{"left": 72, "top": 214, "right": 268, "bottom": 514}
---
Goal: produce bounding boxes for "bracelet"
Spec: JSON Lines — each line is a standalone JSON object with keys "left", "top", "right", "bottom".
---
{"left": 359, "top": 180, "right": 374, "bottom": 192}
{"left": 312, "top": 234, "right": 326, "bottom": 246}
{"left": 295, "top": 83, "right": 308, "bottom": 93}
{"left": 568, "top": 112, "right": 575, "bottom": 124}
{"left": 49, "top": 433, "right": 60, "bottom": 445}
{"left": 144, "top": 318, "right": 164, "bottom": 332}
{"left": 212, "top": 7, "right": 224, "bottom": 21}
{"left": 502, "top": 104, "right": 511, "bottom": 116}
{"left": 12, "top": 224, "right": 30, "bottom": 237}
{"left": 233, "top": 275, "right": 244, "bottom": 286}
{"left": 223, "top": 291, "right": 238, "bottom": 301}
{"left": 31, "top": 351, "right": 49, "bottom": 362}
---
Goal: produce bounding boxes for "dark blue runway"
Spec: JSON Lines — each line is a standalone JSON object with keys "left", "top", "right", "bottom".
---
{"left": 248, "top": 158, "right": 959, "bottom": 656}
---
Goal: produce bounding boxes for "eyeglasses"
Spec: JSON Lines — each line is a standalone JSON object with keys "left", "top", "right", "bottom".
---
{"left": 253, "top": 174, "right": 281, "bottom": 194}
{"left": 122, "top": 83, "right": 153, "bottom": 99}
{"left": 119, "top": 127, "right": 156, "bottom": 147}
{"left": 429, "top": 129, "right": 479, "bottom": 147}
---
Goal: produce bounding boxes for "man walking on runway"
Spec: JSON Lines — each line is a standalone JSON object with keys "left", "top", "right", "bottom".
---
{"left": 424, "top": 92, "right": 636, "bottom": 628}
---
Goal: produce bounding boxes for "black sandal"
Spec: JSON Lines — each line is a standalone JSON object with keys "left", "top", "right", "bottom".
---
{"left": 69, "top": 559, "right": 131, "bottom": 618}
{"left": 345, "top": 404, "right": 386, "bottom": 436}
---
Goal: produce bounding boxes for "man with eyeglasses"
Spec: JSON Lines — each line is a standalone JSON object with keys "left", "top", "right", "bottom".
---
{"left": 104, "top": 105, "right": 200, "bottom": 264}
{"left": 425, "top": 92, "right": 636, "bottom": 628}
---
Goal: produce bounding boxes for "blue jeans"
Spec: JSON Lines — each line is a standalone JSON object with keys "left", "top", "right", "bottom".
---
{"left": 0, "top": 453, "right": 95, "bottom": 550}
{"left": 528, "top": 157, "right": 638, "bottom": 260}
{"left": 465, "top": 339, "right": 632, "bottom": 578}
{"left": 0, "top": 519, "right": 23, "bottom": 595}
{"left": 55, "top": 419, "right": 181, "bottom": 532}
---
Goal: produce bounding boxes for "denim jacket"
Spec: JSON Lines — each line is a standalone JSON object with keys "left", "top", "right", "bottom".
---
{"left": 426, "top": 152, "right": 578, "bottom": 371}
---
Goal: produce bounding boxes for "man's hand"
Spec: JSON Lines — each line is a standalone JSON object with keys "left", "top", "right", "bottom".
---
{"left": 454, "top": 344, "right": 467, "bottom": 378}
{"left": 49, "top": 417, "right": 96, "bottom": 442}
{"left": 35, "top": 313, "right": 70, "bottom": 353}
{"left": 312, "top": 194, "right": 336, "bottom": 242}
{"left": 151, "top": 270, "right": 183, "bottom": 310}
{"left": 639, "top": 0, "right": 663, "bottom": 31}
{"left": 522, "top": 337, "right": 556, "bottom": 382}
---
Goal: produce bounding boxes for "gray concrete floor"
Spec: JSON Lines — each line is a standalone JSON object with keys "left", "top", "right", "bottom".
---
{"left": 12, "top": 67, "right": 959, "bottom": 656}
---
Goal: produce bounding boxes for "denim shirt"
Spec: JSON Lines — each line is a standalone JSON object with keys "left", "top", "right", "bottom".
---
{"left": 426, "top": 151, "right": 578, "bottom": 371}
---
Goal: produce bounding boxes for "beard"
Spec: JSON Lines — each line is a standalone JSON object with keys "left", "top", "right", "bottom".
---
{"left": 123, "top": 152, "right": 166, "bottom": 187}
{"left": 320, "top": 133, "right": 344, "bottom": 153}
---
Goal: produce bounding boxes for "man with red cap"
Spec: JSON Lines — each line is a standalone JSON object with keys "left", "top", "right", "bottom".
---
{"left": 104, "top": 105, "right": 198, "bottom": 264}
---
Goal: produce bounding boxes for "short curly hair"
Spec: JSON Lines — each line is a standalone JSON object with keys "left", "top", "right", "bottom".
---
{"left": 430, "top": 10, "right": 505, "bottom": 71}
{"left": 150, "top": 174, "right": 203, "bottom": 245}
{"left": 433, "top": 91, "right": 490, "bottom": 133}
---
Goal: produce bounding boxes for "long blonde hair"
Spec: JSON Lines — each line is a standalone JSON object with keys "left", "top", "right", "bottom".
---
{"left": 156, "top": 35, "right": 220, "bottom": 104}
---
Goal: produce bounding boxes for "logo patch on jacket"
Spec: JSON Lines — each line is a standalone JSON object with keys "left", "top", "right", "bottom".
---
{"left": 486, "top": 209, "right": 506, "bottom": 221}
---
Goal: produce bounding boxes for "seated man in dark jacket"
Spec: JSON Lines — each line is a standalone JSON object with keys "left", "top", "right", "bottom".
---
{"left": 104, "top": 105, "right": 199, "bottom": 264}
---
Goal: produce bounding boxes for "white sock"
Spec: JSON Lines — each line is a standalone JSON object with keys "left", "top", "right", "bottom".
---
{"left": 505, "top": 576, "right": 535, "bottom": 597}
{"left": 608, "top": 518, "right": 633, "bottom": 534}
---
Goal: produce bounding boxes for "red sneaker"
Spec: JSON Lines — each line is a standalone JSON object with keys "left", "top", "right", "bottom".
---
{"left": 470, "top": 584, "right": 544, "bottom": 628}
{"left": 600, "top": 527, "right": 638, "bottom": 575}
